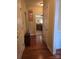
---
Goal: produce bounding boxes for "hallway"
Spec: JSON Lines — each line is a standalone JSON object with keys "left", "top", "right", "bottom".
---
{"left": 17, "top": 0, "right": 61, "bottom": 59}
{"left": 22, "top": 32, "right": 60, "bottom": 59}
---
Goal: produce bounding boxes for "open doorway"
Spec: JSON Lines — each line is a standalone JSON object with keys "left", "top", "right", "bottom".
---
{"left": 35, "top": 14, "right": 43, "bottom": 31}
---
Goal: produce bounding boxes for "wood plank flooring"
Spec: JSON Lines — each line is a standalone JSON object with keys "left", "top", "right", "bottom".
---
{"left": 22, "top": 32, "right": 61, "bottom": 59}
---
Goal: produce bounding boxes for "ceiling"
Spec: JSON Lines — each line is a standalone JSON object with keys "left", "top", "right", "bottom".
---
{"left": 26, "top": 0, "right": 43, "bottom": 7}
{"left": 26, "top": 0, "right": 43, "bottom": 3}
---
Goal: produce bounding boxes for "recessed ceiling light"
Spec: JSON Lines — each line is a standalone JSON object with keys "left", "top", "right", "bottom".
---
{"left": 40, "top": 3, "right": 43, "bottom": 6}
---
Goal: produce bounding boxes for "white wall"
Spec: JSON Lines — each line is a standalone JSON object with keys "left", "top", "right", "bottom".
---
{"left": 53, "top": 0, "right": 61, "bottom": 54}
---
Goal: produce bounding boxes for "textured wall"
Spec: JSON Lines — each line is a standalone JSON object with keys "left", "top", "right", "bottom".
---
{"left": 17, "top": 0, "right": 28, "bottom": 59}
{"left": 43, "top": 0, "right": 55, "bottom": 54}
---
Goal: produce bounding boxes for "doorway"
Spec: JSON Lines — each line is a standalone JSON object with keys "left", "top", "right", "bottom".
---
{"left": 35, "top": 14, "right": 43, "bottom": 31}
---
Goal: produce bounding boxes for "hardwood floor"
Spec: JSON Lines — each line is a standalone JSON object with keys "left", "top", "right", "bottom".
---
{"left": 22, "top": 32, "right": 61, "bottom": 59}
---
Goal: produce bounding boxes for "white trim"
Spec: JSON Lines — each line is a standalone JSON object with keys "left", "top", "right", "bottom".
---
{"left": 30, "top": 34, "right": 36, "bottom": 36}
{"left": 47, "top": 44, "right": 53, "bottom": 55}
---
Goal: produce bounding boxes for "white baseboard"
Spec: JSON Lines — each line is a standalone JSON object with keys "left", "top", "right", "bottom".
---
{"left": 30, "top": 34, "right": 35, "bottom": 36}
{"left": 46, "top": 44, "right": 53, "bottom": 55}
{"left": 43, "top": 39, "right": 53, "bottom": 55}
